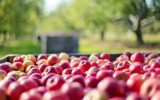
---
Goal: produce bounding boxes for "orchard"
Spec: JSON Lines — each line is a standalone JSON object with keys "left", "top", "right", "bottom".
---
{"left": 0, "top": 52, "right": 160, "bottom": 100}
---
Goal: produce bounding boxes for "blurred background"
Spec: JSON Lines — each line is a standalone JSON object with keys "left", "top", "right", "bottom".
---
{"left": 0, "top": 0, "right": 160, "bottom": 57}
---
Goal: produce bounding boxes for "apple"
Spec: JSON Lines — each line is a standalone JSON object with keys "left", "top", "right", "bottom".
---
{"left": 59, "top": 52, "right": 70, "bottom": 61}
{"left": 42, "top": 66, "right": 57, "bottom": 75}
{"left": 7, "top": 82, "right": 26, "bottom": 100}
{"left": 62, "top": 68, "right": 72, "bottom": 75}
{"left": 59, "top": 61, "right": 70, "bottom": 69}
{"left": 38, "top": 63, "right": 48, "bottom": 73}
{"left": 25, "top": 65, "right": 36, "bottom": 73}
{"left": 24, "top": 55, "right": 37, "bottom": 64}
{"left": 67, "top": 75, "right": 85, "bottom": 87}
{"left": 61, "top": 82, "right": 84, "bottom": 100}
{"left": 37, "top": 54, "right": 48, "bottom": 61}
{"left": 0, "top": 87, "right": 7, "bottom": 100}
{"left": 130, "top": 52, "right": 145, "bottom": 63}
{"left": 83, "top": 89, "right": 107, "bottom": 100}
{"left": 126, "top": 92, "right": 146, "bottom": 100}
{"left": 123, "top": 51, "right": 132, "bottom": 58}
{"left": 0, "top": 63, "right": 13, "bottom": 73}
{"left": 78, "top": 60, "right": 91, "bottom": 72}
{"left": 72, "top": 68, "right": 85, "bottom": 76}
{"left": 54, "top": 65, "right": 63, "bottom": 75}
{"left": 13, "top": 56, "right": 24, "bottom": 63}
{"left": 88, "top": 54, "right": 99, "bottom": 61}
{"left": 20, "top": 79, "right": 38, "bottom": 91}
{"left": 85, "top": 76, "right": 98, "bottom": 88}
{"left": 12, "top": 62, "right": 25, "bottom": 71}
{"left": 140, "top": 78, "right": 160, "bottom": 97}
{"left": 23, "top": 59, "right": 34, "bottom": 70}
{"left": 129, "top": 62, "right": 143, "bottom": 74}
{"left": 100, "top": 53, "right": 110, "bottom": 60}
{"left": 151, "top": 91, "right": 160, "bottom": 100}
{"left": 97, "top": 77, "right": 124, "bottom": 97}
{"left": 101, "top": 62, "right": 114, "bottom": 70}
{"left": 43, "top": 91, "right": 69, "bottom": 100}
{"left": 41, "top": 73, "right": 55, "bottom": 86}
{"left": 46, "top": 76, "right": 65, "bottom": 90}
{"left": 127, "top": 77, "right": 143, "bottom": 93}
{"left": 96, "top": 59, "right": 108, "bottom": 67}
{"left": 27, "top": 68, "right": 41, "bottom": 76}
{"left": 96, "top": 70, "right": 113, "bottom": 81}
{"left": 116, "top": 55, "right": 129, "bottom": 62}
{"left": 86, "top": 66, "right": 98, "bottom": 75}
{"left": 70, "top": 61, "right": 79, "bottom": 68}
{"left": 36, "top": 59, "right": 48, "bottom": 65}
{"left": 20, "top": 90, "right": 42, "bottom": 100}
{"left": 80, "top": 56, "right": 88, "bottom": 60}
{"left": 113, "top": 71, "right": 129, "bottom": 81}
{"left": 0, "top": 70, "right": 7, "bottom": 80}
{"left": 116, "top": 61, "right": 130, "bottom": 70}
{"left": 47, "top": 54, "right": 58, "bottom": 66}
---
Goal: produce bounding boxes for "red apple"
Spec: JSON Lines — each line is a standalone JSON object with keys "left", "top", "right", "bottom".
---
{"left": 7, "top": 82, "right": 26, "bottom": 100}
{"left": 140, "top": 78, "right": 160, "bottom": 97}
{"left": 46, "top": 76, "right": 65, "bottom": 90}
{"left": 116, "top": 61, "right": 130, "bottom": 70}
{"left": 54, "top": 65, "right": 63, "bottom": 75}
{"left": 41, "top": 73, "right": 55, "bottom": 86}
{"left": 113, "top": 71, "right": 129, "bottom": 81}
{"left": 61, "top": 82, "right": 84, "bottom": 100}
{"left": 78, "top": 60, "right": 91, "bottom": 72}
{"left": 59, "top": 61, "right": 70, "bottom": 69}
{"left": 123, "top": 51, "right": 132, "bottom": 58}
{"left": 27, "top": 68, "right": 41, "bottom": 76}
{"left": 97, "top": 77, "right": 124, "bottom": 97}
{"left": 20, "top": 91, "right": 42, "bottom": 100}
{"left": 126, "top": 92, "right": 146, "bottom": 100}
{"left": 13, "top": 56, "right": 24, "bottom": 63}
{"left": 47, "top": 54, "right": 58, "bottom": 65}
{"left": 85, "top": 76, "right": 98, "bottom": 88}
{"left": 67, "top": 75, "right": 85, "bottom": 87}
{"left": 72, "top": 68, "right": 85, "bottom": 76}
{"left": 0, "top": 87, "right": 7, "bottom": 100}
{"left": 38, "top": 63, "right": 48, "bottom": 73}
{"left": 100, "top": 53, "right": 110, "bottom": 60}
{"left": 0, "top": 63, "right": 13, "bottom": 73}
{"left": 62, "top": 68, "right": 72, "bottom": 75}
{"left": 130, "top": 52, "right": 145, "bottom": 63}
{"left": 37, "top": 54, "right": 48, "bottom": 60}
{"left": 96, "top": 70, "right": 113, "bottom": 81}
{"left": 43, "top": 91, "right": 69, "bottom": 100}
{"left": 129, "top": 62, "right": 143, "bottom": 74}
{"left": 20, "top": 79, "right": 38, "bottom": 91}
{"left": 42, "top": 66, "right": 57, "bottom": 75}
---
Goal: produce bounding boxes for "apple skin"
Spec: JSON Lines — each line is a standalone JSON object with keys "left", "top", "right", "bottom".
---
{"left": 61, "top": 82, "right": 84, "bottom": 100}
{"left": 0, "top": 63, "right": 13, "bottom": 73}
{"left": 58, "top": 52, "right": 70, "bottom": 61}
{"left": 85, "top": 76, "right": 98, "bottom": 88}
{"left": 86, "top": 66, "right": 98, "bottom": 75}
{"left": 54, "top": 65, "right": 63, "bottom": 75}
{"left": 59, "top": 61, "right": 70, "bottom": 69}
{"left": 46, "top": 76, "right": 65, "bottom": 90}
{"left": 37, "top": 54, "right": 48, "bottom": 61}
{"left": 23, "top": 60, "right": 34, "bottom": 70}
{"left": 67, "top": 75, "right": 85, "bottom": 87}
{"left": 151, "top": 91, "right": 160, "bottom": 100}
{"left": 41, "top": 73, "right": 55, "bottom": 86}
{"left": 0, "top": 70, "right": 7, "bottom": 80}
{"left": 47, "top": 54, "right": 58, "bottom": 66}
{"left": 27, "top": 68, "right": 41, "bottom": 76}
{"left": 12, "top": 62, "right": 25, "bottom": 71}
{"left": 123, "top": 51, "right": 132, "bottom": 59}
{"left": 127, "top": 77, "right": 143, "bottom": 93}
{"left": 101, "top": 62, "right": 114, "bottom": 70}
{"left": 20, "top": 79, "right": 38, "bottom": 91}
{"left": 72, "top": 68, "right": 85, "bottom": 77}
{"left": 116, "top": 61, "right": 130, "bottom": 70}
{"left": 140, "top": 78, "right": 160, "bottom": 97}
{"left": 42, "top": 66, "right": 57, "bottom": 75}
{"left": 129, "top": 62, "right": 144, "bottom": 74}
{"left": 113, "top": 71, "right": 129, "bottom": 81}
{"left": 97, "top": 77, "right": 124, "bottom": 98}
{"left": 96, "top": 70, "right": 113, "bottom": 81}
{"left": 0, "top": 87, "right": 7, "bottom": 100}
{"left": 13, "top": 56, "right": 24, "bottom": 63}
{"left": 43, "top": 91, "right": 69, "bottom": 100}
{"left": 38, "top": 63, "right": 48, "bottom": 73}
{"left": 20, "top": 90, "right": 42, "bottom": 100}
{"left": 24, "top": 55, "right": 37, "bottom": 64}
{"left": 7, "top": 82, "right": 26, "bottom": 100}
{"left": 78, "top": 60, "right": 91, "bottom": 72}
{"left": 62, "top": 68, "right": 72, "bottom": 75}
{"left": 82, "top": 89, "right": 107, "bottom": 100}
{"left": 100, "top": 53, "right": 110, "bottom": 60}
{"left": 126, "top": 92, "right": 147, "bottom": 100}
{"left": 130, "top": 52, "right": 145, "bottom": 63}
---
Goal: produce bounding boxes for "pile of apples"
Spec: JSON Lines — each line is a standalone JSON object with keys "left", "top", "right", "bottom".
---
{"left": 0, "top": 52, "right": 160, "bottom": 100}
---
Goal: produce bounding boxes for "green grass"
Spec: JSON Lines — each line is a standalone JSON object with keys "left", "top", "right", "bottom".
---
{"left": 0, "top": 33, "right": 160, "bottom": 58}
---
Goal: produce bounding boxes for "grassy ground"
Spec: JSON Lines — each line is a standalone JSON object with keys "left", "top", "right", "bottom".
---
{"left": 0, "top": 33, "right": 160, "bottom": 57}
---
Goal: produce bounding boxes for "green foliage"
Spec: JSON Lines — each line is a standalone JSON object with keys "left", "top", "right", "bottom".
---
{"left": 0, "top": 0, "right": 42, "bottom": 37}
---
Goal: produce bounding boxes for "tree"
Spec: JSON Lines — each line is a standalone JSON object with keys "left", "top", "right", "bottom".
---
{"left": 0, "top": 0, "right": 42, "bottom": 44}
{"left": 120, "top": 0, "right": 160, "bottom": 44}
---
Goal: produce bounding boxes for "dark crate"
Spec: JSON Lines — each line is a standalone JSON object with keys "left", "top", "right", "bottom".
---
{"left": 0, "top": 54, "right": 122, "bottom": 63}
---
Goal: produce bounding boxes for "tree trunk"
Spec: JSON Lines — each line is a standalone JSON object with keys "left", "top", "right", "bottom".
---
{"left": 134, "top": 27, "right": 144, "bottom": 45}
{"left": 2, "top": 30, "right": 7, "bottom": 43}
{"left": 100, "top": 29, "right": 105, "bottom": 41}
